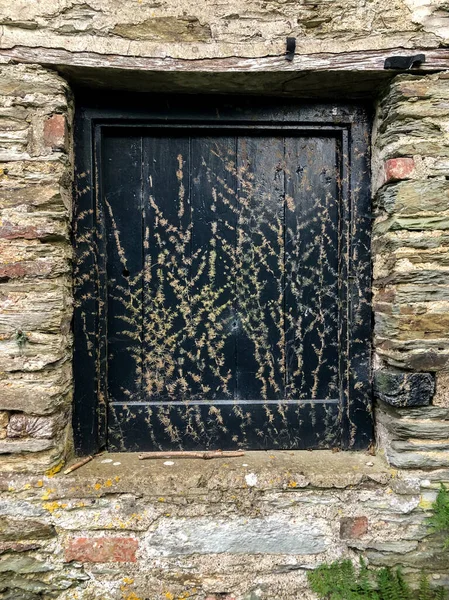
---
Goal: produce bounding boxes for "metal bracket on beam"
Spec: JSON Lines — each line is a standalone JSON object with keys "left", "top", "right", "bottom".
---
{"left": 286, "top": 37, "right": 296, "bottom": 62}
{"left": 384, "top": 54, "right": 426, "bottom": 70}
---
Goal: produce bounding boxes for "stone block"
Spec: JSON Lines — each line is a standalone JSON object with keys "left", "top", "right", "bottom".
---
{"left": 0, "top": 280, "right": 71, "bottom": 335}
{"left": 0, "top": 516, "right": 55, "bottom": 541}
{"left": 386, "top": 449, "right": 449, "bottom": 469}
{"left": 0, "top": 541, "right": 41, "bottom": 554}
{"left": 43, "top": 496, "right": 160, "bottom": 531}
{"left": 112, "top": 17, "right": 212, "bottom": 41}
{"left": 0, "top": 500, "right": 46, "bottom": 518}
{"left": 0, "top": 213, "right": 69, "bottom": 242}
{"left": 0, "top": 363, "right": 72, "bottom": 414}
{"left": 65, "top": 537, "right": 138, "bottom": 563}
{"left": 375, "top": 311, "right": 449, "bottom": 341}
{"left": 43, "top": 114, "right": 68, "bottom": 152}
{"left": 376, "top": 179, "right": 449, "bottom": 215}
{"left": 374, "top": 213, "right": 449, "bottom": 232}
{"left": 144, "top": 517, "right": 328, "bottom": 556}
{"left": 0, "top": 65, "right": 69, "bottom": 99}
{"left": 7, "top": 413, "right": 63, "bottom": 439}
{"left": 0, "top": 238, "right": 71, "bottom": 282}
{"left": 380, "top": 348, "right": 449, "bottom": 374}
{"left": 374, "top": 369, "right": 435, "bottom": 407}
{"left": 0, "top": 184, "right": 65, "bottom": 211}
{"left": 383, "top": 158, "right": 415, "bottom": 184}
{"left": 0, "top": 438, "right": 54, "bottom": 453}
{"left": 0, "top": 554, "right": 51, "bottom": 574}
{"left": 377, "top": 409, "right": 449, "bottom": 440}
{"left": 0, "top": 412, "right": 8, "bottom": 429}
{"left": 339, "top": 516, "right": 368, "bottom": 539}
{"left": 0, "top": 333, "right": 70, "bottom": 373}
{"left": 0, "top": 411, "right": 8, "bottom": 440}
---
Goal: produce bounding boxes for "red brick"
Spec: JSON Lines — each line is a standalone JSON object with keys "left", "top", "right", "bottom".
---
{"left": 65, "top": 537, "right": 138, "bottom": 563}
{"left": 340, "top": 516, "right": 368, "bottom": 539}
{"left": 384, "top": 158, "right": 415, "bottom": 183}
{"left": 43, "top": 114, "right": 67, "bottom": 151}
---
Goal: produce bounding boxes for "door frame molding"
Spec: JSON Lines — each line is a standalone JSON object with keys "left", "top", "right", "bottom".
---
{"left": 73, "top": 94, "right": 372, "bottom": 455}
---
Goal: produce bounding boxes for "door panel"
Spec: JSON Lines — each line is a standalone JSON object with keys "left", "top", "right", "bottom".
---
{"left": 73, "top": 98, "right": 372, "bottom": 454}
{"left": 104, "top": 131, "right": 342, "bottom": 449}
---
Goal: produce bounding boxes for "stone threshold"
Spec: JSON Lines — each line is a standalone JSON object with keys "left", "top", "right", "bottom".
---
{"left": 0, "top": 450, "right": 400, "bottom": 497}
{"left": 3, "top": 450, "right": 449, "bottom": 499}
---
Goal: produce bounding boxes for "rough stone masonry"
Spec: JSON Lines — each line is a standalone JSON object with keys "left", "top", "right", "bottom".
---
{"left": 0, "top": 0, "right": 449, "bottom": 598}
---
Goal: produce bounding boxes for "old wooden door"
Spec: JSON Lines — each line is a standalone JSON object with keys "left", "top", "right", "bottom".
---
{"left": 74, "top": 97, "right": 372, "bottom": 454}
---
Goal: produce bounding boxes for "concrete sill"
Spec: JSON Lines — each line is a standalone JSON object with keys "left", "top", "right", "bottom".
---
{"left": 50, "top": 450, "right": 393, "bottom": 498}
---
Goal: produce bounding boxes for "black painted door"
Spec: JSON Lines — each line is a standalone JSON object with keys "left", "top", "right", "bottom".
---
{"left": 73, "top": 98, "right": 372, "bottom": 453}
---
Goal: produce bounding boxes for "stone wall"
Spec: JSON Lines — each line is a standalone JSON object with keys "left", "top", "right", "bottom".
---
{"left": 2, "top": 64, "right": 449, "bottom": 475}
{"left": 0, "top": 452, "right": 448, "bottom": 600}
{"left": 0, "top": 64, "right": 73, "bottom": 474}
{"left": 372, "top": 72, "right": 449, "bottom": 469}
{"left": 0, "top": 0, "right": 447, "bottom": 61}
{"left": 1, "top": 0, "right": 449, "bottom": 597}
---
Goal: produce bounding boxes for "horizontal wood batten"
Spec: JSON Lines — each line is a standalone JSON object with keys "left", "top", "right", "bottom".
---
{"left": 1, "top": 46, "right": 448, "bottom": 73}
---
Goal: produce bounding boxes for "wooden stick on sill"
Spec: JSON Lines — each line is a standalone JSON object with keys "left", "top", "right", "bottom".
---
{"left": 138, "top": 450, "right": 245, "bottom": 460}
{"left": 63, "top": 455, "right": 93, "bottom": 474}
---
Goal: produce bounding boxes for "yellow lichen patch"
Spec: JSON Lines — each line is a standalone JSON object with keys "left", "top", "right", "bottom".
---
{"left": 94, "top": 483, "right": 102, "bottom": 491}
{"left": 287, "top": 480, "right": 297, "bottom": 488}
{"left": 36, "top": 480, "right": 44, "bottom": 488}
{"left": 120, "top": 576, "right": 141, "bottom": 600}
{"left": 43, "top": 501, "right": 67, "bottom": 513}
{"left": 164, "top": 593, "right": 175, "bottom": 600}
{"left": 41, "top": 488, "right": 55, "bottom": 500}
{"left": 419, "top": 495, "right": 434, "bottom": 510}
{"left": 158, "top": 497, "right": 165, "bottom": 502}
{"left": 45, "top": 461, "right": 64, "bottom": 477}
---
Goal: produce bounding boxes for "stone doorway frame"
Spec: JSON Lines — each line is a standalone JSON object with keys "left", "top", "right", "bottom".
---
{"left": 1, "top": 60, "right": 449, "bottom": 472}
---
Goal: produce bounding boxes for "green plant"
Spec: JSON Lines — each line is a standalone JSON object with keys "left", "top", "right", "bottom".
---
{"left": 428, "top": 484, "right": 449, "bottom": 550}
{"left": 308, "top": 484, "right": 449, "bottom": 600}
{"left": 307, "top": 559, "right": 446, "bottom": 600}
{"left": 14, "top": 329, "right": 28, "bottom": 350}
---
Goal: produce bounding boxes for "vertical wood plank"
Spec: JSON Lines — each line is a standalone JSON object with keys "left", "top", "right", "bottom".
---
{"left": 73, "top": 111, "right": 100, "bottom": 454}
{"left": 142, "top": 135, "right": 191, "bottom": 402}
{"left": 189, "top": 136, "right": 237, "bottom": 401}
{"left": 345, "top": 114, "right": 373, "bottom": 448}
{"left": 102, "top": 132, "right": 143, "bottom": 404}
{"left": 284, "top": 136, "right": 340, "bottom": 400}
{"left": 235, "top": 136, "right": 285, "bottom": 401}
